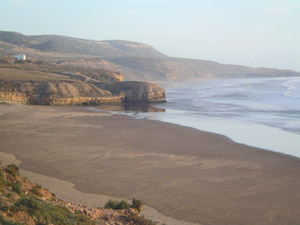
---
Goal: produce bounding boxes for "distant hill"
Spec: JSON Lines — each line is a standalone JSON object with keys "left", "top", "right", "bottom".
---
{"left": 106, "top": 57, "right": 300, "bottom": 81}
{"left": 0, "top": 31, "right": 167, "bottom": 59}
{"left": 0, "top": 31, "right": 299, "bottom": 81}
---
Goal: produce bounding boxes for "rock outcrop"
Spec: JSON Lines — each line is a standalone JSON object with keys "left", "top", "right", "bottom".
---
{"left": 0, "top": 80, "right": 166, "bottom": 105}
{"left": 96, "top": 81, "right": 166, "bottom": 104}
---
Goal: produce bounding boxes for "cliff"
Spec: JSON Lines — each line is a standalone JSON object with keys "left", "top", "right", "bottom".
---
{"left": 0, "top": 57, "right": 166, "bottom": 105}
{"left": 95, "top": 81, "right": 166, "bottom": 104}
{"left": 0, "top": 80, "right": 166, "bottom": 105}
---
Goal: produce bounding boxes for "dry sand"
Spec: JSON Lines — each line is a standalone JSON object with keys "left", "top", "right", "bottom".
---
{"left": 0, "top": 105, "right": 300, "bottom": 225}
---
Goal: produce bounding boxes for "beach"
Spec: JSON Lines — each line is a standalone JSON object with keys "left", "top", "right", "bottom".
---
{"left": 1, "top": 104, "right": 300, "bottom": 225}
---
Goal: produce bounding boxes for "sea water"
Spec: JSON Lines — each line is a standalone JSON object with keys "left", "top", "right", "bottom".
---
{"left": 97, "top": 77, "right": 300, "bottom": 158}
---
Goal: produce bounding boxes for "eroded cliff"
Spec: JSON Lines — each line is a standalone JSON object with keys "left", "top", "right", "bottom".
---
{"left": 96, "top": 81, "right": 166, "bottom": 104}
{"left": 0, "top": 80, "right": 166, "bottom": 105}
{"left": 0, "top": 57, "right": 166, "bottom": 105}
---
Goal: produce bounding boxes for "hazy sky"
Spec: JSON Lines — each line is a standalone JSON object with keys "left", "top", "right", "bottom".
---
{"left": 1, "top": 0, "right": 299, "bottom": 71}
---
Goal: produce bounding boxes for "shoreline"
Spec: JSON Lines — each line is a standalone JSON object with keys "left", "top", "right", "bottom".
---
{"left": 91, "top": 106, "right": 300, "bottom": 160}
{"left": 157, "top": 78, "right": 300, "bottom": 158}
{"left": 1, "top": 104, "right": 300, "bottom": 224}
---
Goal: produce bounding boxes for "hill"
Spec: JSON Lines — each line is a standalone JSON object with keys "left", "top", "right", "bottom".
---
{"left": 0, "top": 31, "right": 167, "bottom": 59}
{"left": 0, "top": 31, "right": 299, "bottom": 81}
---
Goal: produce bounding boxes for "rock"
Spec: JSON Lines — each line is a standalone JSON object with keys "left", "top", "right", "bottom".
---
{"left": 95, "top": 81, "right": 166, "bottom": 104}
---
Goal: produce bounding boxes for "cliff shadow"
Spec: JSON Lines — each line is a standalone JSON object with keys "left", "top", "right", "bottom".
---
{"left": 98, "top": 104, "right": 166, "bottom": 113}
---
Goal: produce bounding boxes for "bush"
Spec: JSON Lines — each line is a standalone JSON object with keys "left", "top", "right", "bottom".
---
{"left": 30, "top": 186, "right": 42, "bottom": 197}
{"left": 5, "top": 164, "right": 19, "bottom": 177}
{"left": 6, "top": 193, "right": 13, "bottom": 199}
{"left": 14, "top": 197, "right": 96, "bottom": 225}
{"left": 0, "top": 165, "right": 5, "bottom": 184}
{"left": 15, "top": 197, "right": 39, "bottom": 212}
{"left": 12, "top": 182, "right": 23, "bottom": 195}
{"left": 73, "top": 214, "right": 96, "bottom": 225}
{"left": 0, "top": 167, "right": 5, "bottom": 191}
{"left": 104, "top": 199, "right": 131, "bottom": 210}
{"left": 0, "top": 214, "right": 25, "bottom": 225}
{"left": 131, "top": 198, "right": 143, "bottom": 212}
{"left": 14, "top": 197, "right": 72, "bottom": 224}
{"left": 0, "top": 205, "right": 9, "bottom": 212}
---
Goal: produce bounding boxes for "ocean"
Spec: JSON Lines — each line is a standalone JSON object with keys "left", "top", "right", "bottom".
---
{"left": 97, "top": 77, "right": 300, "bottom": 158}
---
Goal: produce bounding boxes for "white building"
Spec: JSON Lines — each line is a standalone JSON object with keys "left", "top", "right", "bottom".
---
{"left": 15, "top": 54, "right": 26, "bottom": 61}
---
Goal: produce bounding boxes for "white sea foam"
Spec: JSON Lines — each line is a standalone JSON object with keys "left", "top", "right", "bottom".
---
{"left": 283, "top": 78, "right": 300, "bottom": 99}
{"left": 157, "top": 77, "right": 300, "bottom": 157}
{"left": 160, "top": 77, "right": 300, "bottom": 156}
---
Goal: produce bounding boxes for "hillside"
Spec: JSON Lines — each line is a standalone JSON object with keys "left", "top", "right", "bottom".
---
{"left": 1, "top": 31, "right": 299, "bottom": 81}
{"left": 0, "top": 163, "right": 160, "bottom": 225}
{"left": 0, "top": 31, "right": 167, "bottom": 59}
{"left": 106, "top": 57, "right": 300, "bottom": 81}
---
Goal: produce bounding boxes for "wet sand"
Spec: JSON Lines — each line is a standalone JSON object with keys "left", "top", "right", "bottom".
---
{"left": 1, "top": 105, "right": 300, "bottom": 224}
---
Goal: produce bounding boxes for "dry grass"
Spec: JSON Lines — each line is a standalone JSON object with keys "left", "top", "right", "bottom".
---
{"left": 0, "top": 68, "right": 73, "bottom": 81}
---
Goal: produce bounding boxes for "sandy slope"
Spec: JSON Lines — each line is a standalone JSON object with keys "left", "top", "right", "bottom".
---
{"left": 0, "top": 105, "right": 300, "bottom": 225}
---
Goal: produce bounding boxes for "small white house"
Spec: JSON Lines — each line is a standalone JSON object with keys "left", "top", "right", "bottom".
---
{"left": 15, "top": 54, "right": 26, "bottom": 61}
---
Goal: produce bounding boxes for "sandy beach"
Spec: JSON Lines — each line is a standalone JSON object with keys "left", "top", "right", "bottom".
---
{"left": 1, "top": 104, "right": 300, "bottom": 225}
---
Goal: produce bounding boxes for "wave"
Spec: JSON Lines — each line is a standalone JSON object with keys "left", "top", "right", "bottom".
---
{"left": 283, "top": 78, "right": 300, "bottom": 99}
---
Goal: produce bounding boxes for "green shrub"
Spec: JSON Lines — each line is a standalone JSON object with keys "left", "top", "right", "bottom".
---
{"left": 5, "top": 164, "right": 19, "bottom": 177}
{"left": 104, "top": 199, "right": 130, "bottom": 210}
{"left": 118, "top": 200, "right": 131, "bottom": 209}
{"left": 131, "top": 198, "right": 143, "bottom": 212}
{"left": 0, "top": 167, "right": 5, "bottom": 191}
{"left": 30, "top": 187, "right": 42, "bottom": 197}
{"left": 6, "top": 193, "right": 13, "bottom": 199}
{"left": 14, "top": 197, "right": 96, "bottom": 225}
{"left": 12, "top": 182, "right": 23, "bottom": 195}
{"left": 0, "top": 214, "right": 25, "bottom": 225}
{"left": 0, "top": 205, "right": 9, "bottom": 212}
{"left": 15, "top": 197, "right": 39, "bottom": 212}
{"left": 0, "top": 166, "right": 5, "bottom": 184}
{"left": 73, "top": 214, "right": 96, "bottom": 225}
{"left": 14, "top": 197, "right": 72, "bottom": 224}
{"left": 104, "top": 199, "right": 118, "bottom": 209}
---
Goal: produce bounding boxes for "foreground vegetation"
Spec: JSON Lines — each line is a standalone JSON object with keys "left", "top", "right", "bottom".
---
{"left": 0, "top": 162, "right": 163, "bottom": 225}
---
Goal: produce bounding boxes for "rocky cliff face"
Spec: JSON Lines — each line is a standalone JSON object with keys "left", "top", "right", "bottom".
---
{"left": 0, "top": 80, "right": 166, "bottom": 105}
{"left": 96, "top": 81, "right": 166, "bottom": 104}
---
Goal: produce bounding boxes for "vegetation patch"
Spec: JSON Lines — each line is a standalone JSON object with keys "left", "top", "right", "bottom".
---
{"left": 13, "top": 197, "right": 95, "bottom": 225}
{"left": 0, "top": 163, "right": 162, "bottom": 224}
{"left": 5, "top": 164, "right": 19, "bottom": 178}
{"left": 104, "top": 199, "right": 131, "bottom": 210}
{"left": 104, "top": 198, "right": 143, "bottom": 211}
{"left": 0, "top": 214, "right": 25, "bottom": 225}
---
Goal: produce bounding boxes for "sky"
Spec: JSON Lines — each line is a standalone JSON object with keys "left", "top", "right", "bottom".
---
{"left": 0, "top": 0, "right": 299, "bottom": 71}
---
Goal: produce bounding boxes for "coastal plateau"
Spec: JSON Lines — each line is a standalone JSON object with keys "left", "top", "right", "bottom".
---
{"left": 0, "top": 56, "right": 165, "bottom": 105}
